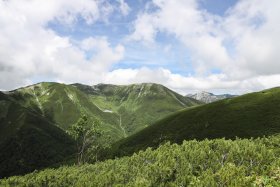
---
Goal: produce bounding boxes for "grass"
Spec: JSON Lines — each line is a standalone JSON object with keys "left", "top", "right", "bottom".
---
{"left": 9, "top": 82, "right": 200, "bottom": 142}
{"left": 108, "top": 87, "right": 280, "bottom": 158}
{"left": 75, "top": 83, "right": 201, "bottom": 135}
{"left": 9, "top": 82, "right": 125, "bottom": 141}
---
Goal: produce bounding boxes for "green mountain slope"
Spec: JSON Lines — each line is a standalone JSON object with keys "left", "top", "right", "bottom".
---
{"left": 8, "top": 82, "right": 124, "bottom": 141}
{"left": 7, "top": 82, "right": 200, "bottom": 141}
{"left": 0, "top": 92, "right": 75, "bottom": 178}
{"left": 0, "top": 82, "right": 201, "bottom": 178}
{"left": 74, "top": 83, "right": 201, "bottom": 136}
{"left": 109, "top": 87, "right": 280, "bottom": 157}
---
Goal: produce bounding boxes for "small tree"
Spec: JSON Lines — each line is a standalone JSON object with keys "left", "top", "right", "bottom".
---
{"left": 68, "top": 114, "right": 101, "bottom": 165}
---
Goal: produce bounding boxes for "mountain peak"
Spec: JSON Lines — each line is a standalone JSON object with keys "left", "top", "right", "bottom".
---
{"left": 187, "top": 91, "right": 236, "bottom": 103}
{"left": 197, "top": 91, "right": 214, "bottom": 96}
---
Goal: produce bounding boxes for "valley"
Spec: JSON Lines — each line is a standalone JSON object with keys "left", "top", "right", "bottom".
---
{"left": 0, "top": 82, "right": 280, "bottom": 186}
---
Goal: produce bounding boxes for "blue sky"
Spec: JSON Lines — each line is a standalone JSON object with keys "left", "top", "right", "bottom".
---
{"left": 199, "top": 0, "right": 237, "bottom": 15}
{"left": 0, "top": 0, "right": 280, "bottom": 94}
{"left": 47, "top": 0, "right": 237, "bottom": 76}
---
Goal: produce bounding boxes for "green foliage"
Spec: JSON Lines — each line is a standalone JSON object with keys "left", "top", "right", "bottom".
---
{"left": 68, "top": 115, "right": 97, "bottom": 141}
{"left": 109, "top": 87, "right": 280, "bottom": 158}
{"left": 1, "top": 136, "right": 280, "bottom": 186}
{"left": 67, "top": 115, "right": 103, "bottom": 165}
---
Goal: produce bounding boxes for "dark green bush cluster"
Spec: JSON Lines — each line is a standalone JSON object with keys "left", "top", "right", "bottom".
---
{"left": 1, "top": 136, "right": 280, "bottom": 186}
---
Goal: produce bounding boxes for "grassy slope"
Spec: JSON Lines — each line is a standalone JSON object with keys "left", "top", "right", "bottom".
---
{"left": 9, "top": 82, "right": 124, "bottom": 141}
{"left": 109, "top": 87, "right": 280, "bottom": 157}
{"left": 0, "top": 92, "right": 75, "bottom": 178}
{"left": 0, "top": 82, "right": 201, "bottom": 178}
{"left": 9, "top": 82, "right": 200, "bottom": 141}
{"left": 74, "top": 83, "right": 201, "bottom": 136}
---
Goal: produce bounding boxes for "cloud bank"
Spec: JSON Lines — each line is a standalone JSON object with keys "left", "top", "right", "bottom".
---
{"left": 128, "top": 0, "right": 280, "bottom": 93}
{"left": 0, "top": 0, "right": 280, "bottom": 94}
{"left": 0, "top": 0, "right": 124, "bottom": 90}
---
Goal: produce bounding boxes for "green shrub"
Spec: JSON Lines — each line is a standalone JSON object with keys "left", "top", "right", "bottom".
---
{"left": 1, "top": 135, "right": 280, "bottom": 186}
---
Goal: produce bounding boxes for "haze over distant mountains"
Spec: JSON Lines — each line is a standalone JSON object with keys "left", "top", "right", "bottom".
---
{"left": 187, "top": 91, "right": 237, "bottom": 103}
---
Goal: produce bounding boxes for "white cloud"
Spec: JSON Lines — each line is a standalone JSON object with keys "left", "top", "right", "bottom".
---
{"left": 80, "top": 37, "right": 125, "bottom": 72}
{"left": 102, "top": 67, "right": 280, "bottom": 95}
{"left": 128, "top": 0, "right": 280, "bottom": 92}
{"left": 1, "top": 0, "right": 280, "bottom": 95}
{"left": 117, "top": 0, "right": 131, "bottom": 16}
{"left": 224, "top": 0, "right": 280, "bottom": 77}
{"left": 128, "top": 13, "right": 157, "bottom": 43}
{"left": 0, "top": 0, "right": 124, "bottom": 90}
{"left": 129, "top": 0, "right": 232, "bottom": 74}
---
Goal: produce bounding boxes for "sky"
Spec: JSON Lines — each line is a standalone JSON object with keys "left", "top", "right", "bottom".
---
{"left": 0, "top": 0, "right": 280, "bottom": 95}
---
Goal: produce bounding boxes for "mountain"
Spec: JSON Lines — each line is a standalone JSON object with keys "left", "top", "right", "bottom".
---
{"left": 109, "top": 87, "right": 280, "bottom": 157}
{"left": 0, "top": 82, "right": 201, "bottom": 177}
{"left": 7, "top": 82, "right": 125, "bottom": 141}
{"left": 6, "top": 82, "right": 201, "bottom": 140}
{"left": 73, "top": 83, "right": 202, "bottom": 136}
{"left": 187, "top": 91, "right": 236, "bottom": 103}
{"left": 0, "top": 91, "right": 75, "bottom": 178}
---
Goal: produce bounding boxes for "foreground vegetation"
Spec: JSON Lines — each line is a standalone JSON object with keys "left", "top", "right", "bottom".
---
{"left": 1, "top": 135, "right": 280, "bottom": 186}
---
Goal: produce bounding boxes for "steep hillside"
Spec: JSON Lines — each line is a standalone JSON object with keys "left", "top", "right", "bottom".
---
{"left": 6, "top": 82, "right": 200, "bottom": 141}
{"left": 8, "top": 82, "right": 124, "bottom": 141}
{"left": 73, "top": 83, "right": 201, "bottom": 136}
{"left": 0, "top": 92, "right": 75, "bottom": 178}
{"left": 187, "top": 91, "right": 236, "bottom": 103}
{"left": 109, "top": 87, "right": 280, "bottom": 157}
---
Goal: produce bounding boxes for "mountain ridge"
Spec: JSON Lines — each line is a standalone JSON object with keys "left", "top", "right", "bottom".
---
{"left": 108, "top": 87, "right": 280, "bottom": 158}
{"left": 0, "top": 82, "right": 202, "bottom": 177}
{"left": 187, "top": 91, "right": 237, "bottom": 103}
{"left": 5, "top": 82, "right": 201, "bottom": 139}
{"left": 73, "top": 82, "right": 202, "bottom": 135}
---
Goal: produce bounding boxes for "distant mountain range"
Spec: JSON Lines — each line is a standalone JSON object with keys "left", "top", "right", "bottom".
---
{"left": 187, "top": 91, "right": 237, "bottom": 103}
